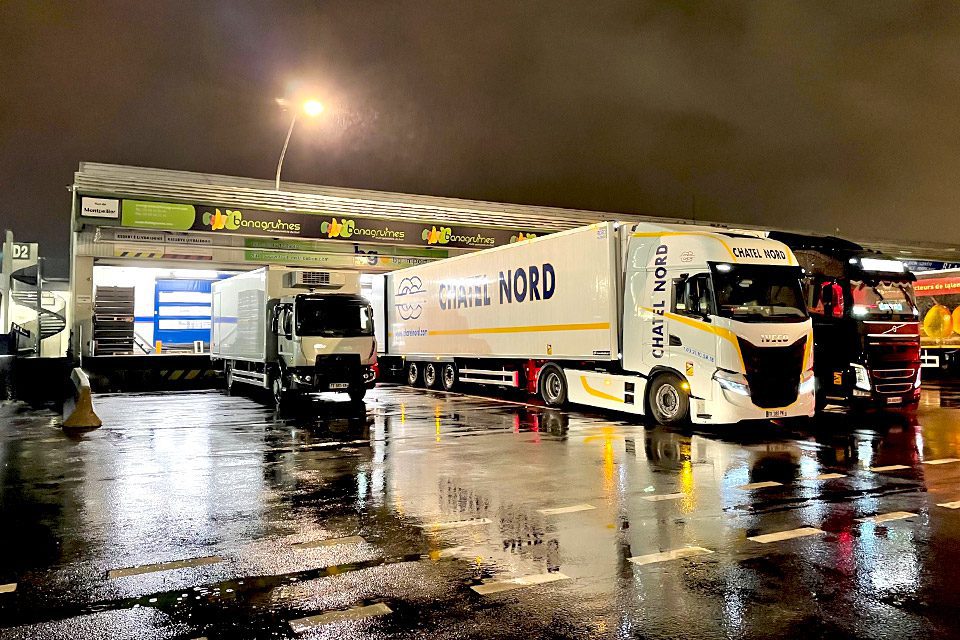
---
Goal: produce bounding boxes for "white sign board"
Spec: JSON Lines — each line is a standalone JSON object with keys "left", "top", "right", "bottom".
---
{"left": 80, "top": 197, "right": 120, "bottom": 219}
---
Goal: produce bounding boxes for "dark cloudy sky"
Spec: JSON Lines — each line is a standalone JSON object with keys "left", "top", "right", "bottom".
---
{"left": 2, "top": 1, "right": 959, "bottom": 275}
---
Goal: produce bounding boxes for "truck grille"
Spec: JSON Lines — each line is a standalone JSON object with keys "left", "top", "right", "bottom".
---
{"left": 737, "top": 336, "right": 806, "bottom": 409}
{"left": 871, "top": 367, "right": 916, "bottom": 395}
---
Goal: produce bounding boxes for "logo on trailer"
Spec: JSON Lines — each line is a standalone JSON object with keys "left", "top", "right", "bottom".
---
{"left": 395, "top": 276, "right": 426, "bottom": 320}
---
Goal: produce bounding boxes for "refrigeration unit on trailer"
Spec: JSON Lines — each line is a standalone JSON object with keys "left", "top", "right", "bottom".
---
{"left": 767, "top": 232, "right": 921, "bottom": 409}
{"left": 210, "top": 266, "right": 377, "bottom": 407}
{"left": 381, "top": 222, "right": 815, "bottom": 425}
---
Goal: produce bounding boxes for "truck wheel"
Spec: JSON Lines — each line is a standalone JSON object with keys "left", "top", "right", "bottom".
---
{"left": 539, "top": 364, "right": 567, "bottom": 407}
{"left": 406, "top": 362, "right": 421, "bottom": 386}
{"left": 423, "top": 363, "right": 439, "bottom": 388}
{"left": 225, "top": 363, "right": 235, "bottom": 396}
{"left": 348, "top": 387, "right": 366, "bottom": 403}
{"left": 647, "top": 373, "right": 690, "bottom": 426}
{"left": 272, "top": 373, "right": 292, "bottom": 410}
{"left": 441, "top": 363, "right": 458, "bottom": 391}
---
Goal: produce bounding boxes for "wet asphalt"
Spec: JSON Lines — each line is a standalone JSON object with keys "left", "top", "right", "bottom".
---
{"left": 3, "top": 382, "right": 960, "bottom": 639}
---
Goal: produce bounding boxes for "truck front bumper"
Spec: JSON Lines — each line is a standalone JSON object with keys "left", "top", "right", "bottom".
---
{"left": 690, "top": 379, "right": 815, "bottom": 424}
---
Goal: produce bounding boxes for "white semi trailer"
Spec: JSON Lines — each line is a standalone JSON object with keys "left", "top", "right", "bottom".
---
{"left": 379, "top": 222, "right": 815, "bottom": 425}
{"left": 210, "top": 266, "right": 377, "bottom": 407}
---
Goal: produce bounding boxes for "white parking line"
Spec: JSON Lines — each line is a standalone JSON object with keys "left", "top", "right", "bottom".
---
{"left": 107, "top": 556, "right": 222, "bottom": 579}
{"left": 471, "top": 572, "right": 571, "bottom": 595}
{"left": 537, "top": 504, "right": 596, "bottom": 516}
{"left": 937, "top": 500, "right": 960, "bottom": 509}
{"left": 628, "top": 546, "right": 713, "bottom": 566}
{"left": 736, "top": 481, "right": 783, "bottom": 490}
{"left": 641, "top": 492, "right": 686, "bottom": 502}
{"left": 923, "top": 458, "right": 960, "bottom": 465}
{"left": 289, "top": 602, "right": 392, "bottom": 632}
{"left": 748, "top": 527, "right": 824, "bottom": 544}
{"left": 420, "top": 518, "right": 493, "bottom": 531}
{"left": 869, "top": 464, "right": 910, "bottom": 472}
{"left": 293, "top": 535, "right": 365, "bottom": 549}
{"left": 857, "top": 511, "right": 916, "bottom": 524}
{"left": 813, "top": 473, "right": 846, "bottom": 480}
{"left": 0, "top": 583, "right": 16, "bottom": 594}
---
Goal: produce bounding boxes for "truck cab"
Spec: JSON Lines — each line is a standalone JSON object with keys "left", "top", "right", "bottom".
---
{"left": 620, "top": 227, "right": 815, "bottom": 424}
{"left": 769, "top": 233, "right": 921, "bottom": 409}
{"left": 271, "top": 291, "right": 378, "bottom": 405}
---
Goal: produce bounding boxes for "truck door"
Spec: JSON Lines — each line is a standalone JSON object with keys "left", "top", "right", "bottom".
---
{"left": 669, "top": 273, "right": 718, "bottom": 397}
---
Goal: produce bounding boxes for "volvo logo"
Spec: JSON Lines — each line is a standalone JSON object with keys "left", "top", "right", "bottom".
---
{"left": 760, "top": 334, "right": 789, "bottom": 343}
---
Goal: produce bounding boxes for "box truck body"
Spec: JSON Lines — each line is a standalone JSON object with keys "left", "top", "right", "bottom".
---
{"left": 382, "top": 222, "right": 815, "bottom": 425}
{"left": 211, "top": 266, "right": 377, "bottom": 406}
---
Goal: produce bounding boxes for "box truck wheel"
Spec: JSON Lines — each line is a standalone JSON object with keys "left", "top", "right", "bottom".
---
{"left": 539, "top": 365, "right": 567, "bottom": 407}
{"left": 423, "top": 362, "right": 439, "bottom": 388}
{"left": 272, "top": 372, "right": 294, "bottom": 409}
{"left": 648, "top": 373, "right": 689, "bottom": 425}
{"left": 441, "top": 363, "right": 458, "bottom": 391}
{"left": 224, "top": 362, "right": 235, "bottom": 396}
{"left": 406, "top": 362, "right": 421, "bottom": 386}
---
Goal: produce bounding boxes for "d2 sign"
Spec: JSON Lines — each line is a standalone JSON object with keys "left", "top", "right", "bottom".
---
{"left": 12, "top": 243, "right": 30, "bottom": 260}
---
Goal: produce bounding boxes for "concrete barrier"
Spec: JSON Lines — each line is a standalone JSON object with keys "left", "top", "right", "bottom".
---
{"left": 62, "top": 368, "right": 102, "bottom": 429}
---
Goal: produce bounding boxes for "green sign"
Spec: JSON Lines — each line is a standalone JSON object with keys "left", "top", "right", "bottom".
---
{"left": 121, "top": 201, "right": 195, "bottom": 230}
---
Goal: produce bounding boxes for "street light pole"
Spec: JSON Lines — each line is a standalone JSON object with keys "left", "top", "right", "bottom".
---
{"left": 275, "top": 111, "right": 299, "bottom": 191}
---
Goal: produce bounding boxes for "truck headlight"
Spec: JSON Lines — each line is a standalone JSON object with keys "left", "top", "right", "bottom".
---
{"left": 714, "top": 369, "right": 750, "bottom": 396}
{"left": 915, "top": 369, "right": 922, "bottom": 389}
{"left": 851, "top": 363, "right": 870, "bottom": 391}
{"left": 798, "top": 370, "right": 816, "bottom": 395}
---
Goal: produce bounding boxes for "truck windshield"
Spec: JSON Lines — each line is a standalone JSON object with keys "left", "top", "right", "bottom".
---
{"left": 710, "top": 264, "right": 807, "bottom": 322}
{"left": 850, "top": 279, "right": 917, "bottom": 319}
{"left": 296, "top": 296, "right": 374, "bottom": 337}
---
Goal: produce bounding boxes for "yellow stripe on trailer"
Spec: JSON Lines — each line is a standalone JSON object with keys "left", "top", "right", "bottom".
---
{"left": 427, "top": 322, "right": 610, "bottom": 337}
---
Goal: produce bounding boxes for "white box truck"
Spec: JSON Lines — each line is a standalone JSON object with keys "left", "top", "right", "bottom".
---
{"left": 210, "top": 266, "right": 377, "bottom": 407}
{"left": 379, "top": 222, "right": 815, "bottom": 425}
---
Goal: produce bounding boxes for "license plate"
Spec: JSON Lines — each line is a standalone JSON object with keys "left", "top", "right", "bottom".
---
{"left": 886, "top": 397, "right": 902, "bottom": 405}
{"left": 329, "top": 383, "right": 349, "bottom": 390}
{"left": 766, "top": 410, "right": 787, "bottom": 418}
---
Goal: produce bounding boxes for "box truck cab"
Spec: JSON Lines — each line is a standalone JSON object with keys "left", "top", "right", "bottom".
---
{"left": 211, "top": 267, "right": 377, "bottom": 407}
{"left": 382, "top": 222, "right": 814, "bottom": 425}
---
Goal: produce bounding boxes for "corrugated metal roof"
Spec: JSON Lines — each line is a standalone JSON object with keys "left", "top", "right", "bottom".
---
{"left": 73, "top": 162, "right": 681, "bottom": 232}
{"left": 73, "top": 162, "right": 960, "bottom": 260}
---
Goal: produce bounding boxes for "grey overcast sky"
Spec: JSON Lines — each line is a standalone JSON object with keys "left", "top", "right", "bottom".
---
{"left": 2, "top": 1, "right": 959, "bottom": 275}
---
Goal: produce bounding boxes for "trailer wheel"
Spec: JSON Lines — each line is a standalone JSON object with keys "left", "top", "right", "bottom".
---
{"left": 539, "top": 364, "right": 567, "bottom": 407}
{"left": 423, "top": 362, "right": 439, "bottom": 388}
{"left": 441, "top": 363, "right": 458, "bottom": 391}
{"left": 348, "top": 387, "right": 367, "bottom": 404}
{"left": 406, "top": 362, "right": 421, "bottom": 386}
{"left": 647, "top": 373, "right": 689, "bottom": 426}
{"left": 224, "top": 363, "right": 235, "bottom": 396}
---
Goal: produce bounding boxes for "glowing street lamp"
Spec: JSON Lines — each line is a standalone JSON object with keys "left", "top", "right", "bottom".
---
{"left": 275, "top": 98, "right": 324, "bottom": 191}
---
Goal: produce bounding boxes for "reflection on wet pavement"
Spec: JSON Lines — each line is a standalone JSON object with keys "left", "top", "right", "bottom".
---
{"left": 2, "top": 381, "right": 960, "bottom": 638}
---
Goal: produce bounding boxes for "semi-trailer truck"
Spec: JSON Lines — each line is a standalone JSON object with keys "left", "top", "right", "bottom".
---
{"left": 377, "top": 222, "right": 815, "bottom": 425}
{"left": 210, "top": 266, "right": 377, "bottom": 407}
{"left": 767, "top": 232, "right": 921, "bottom": 409}
{"left": 915, "top": 268, "right": 960, "bottom": 374}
